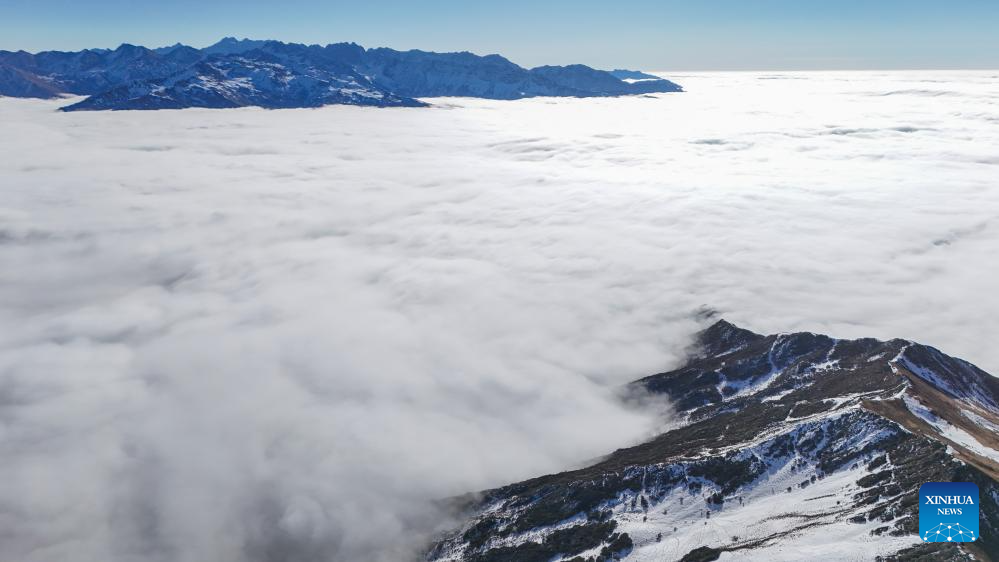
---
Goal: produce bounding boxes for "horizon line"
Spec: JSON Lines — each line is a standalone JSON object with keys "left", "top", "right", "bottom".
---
{"left": 3, "top": 38, "right": 997, "bottom": 74}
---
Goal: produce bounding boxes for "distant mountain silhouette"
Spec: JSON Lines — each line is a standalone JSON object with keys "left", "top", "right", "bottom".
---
{"left": 0, "top": 39, "right": 683, "bottom": 111}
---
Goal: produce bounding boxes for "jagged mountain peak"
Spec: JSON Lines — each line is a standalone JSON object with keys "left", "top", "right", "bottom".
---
{"left": 154, "top": 42, "right": 186, "bottom": 50}
{"left": 692, "top": 318, "right": 767, "bottom": 359}
{"left": 202, "top": 36, "right": 270, "bottom": 55}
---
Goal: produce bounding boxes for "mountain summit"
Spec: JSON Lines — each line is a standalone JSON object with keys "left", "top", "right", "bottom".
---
{"left": 0, "top": 39, "right": 682, "bottom": 111}
{"left": 428, "top": 320, "right": 999, "bottom": 561}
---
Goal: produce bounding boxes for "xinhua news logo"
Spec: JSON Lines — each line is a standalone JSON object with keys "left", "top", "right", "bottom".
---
{"left": 919, "top": 482, "right": 979, "bottom": 543}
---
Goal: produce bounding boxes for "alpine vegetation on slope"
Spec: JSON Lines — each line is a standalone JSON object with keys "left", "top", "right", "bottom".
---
{"left": 0, "top": 38, "right": 683, "bottom": 110}
{"left": 428, "top": 321, "right": 999, "bottom": 562}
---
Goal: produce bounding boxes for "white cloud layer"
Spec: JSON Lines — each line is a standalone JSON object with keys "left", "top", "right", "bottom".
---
{"left": 1, "top": 70, "right": 998, "bottom": 561}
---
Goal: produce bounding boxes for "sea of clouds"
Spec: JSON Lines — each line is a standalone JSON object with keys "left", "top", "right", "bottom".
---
{"left": 1, "top": 71, "right": 998, "bottom": 561}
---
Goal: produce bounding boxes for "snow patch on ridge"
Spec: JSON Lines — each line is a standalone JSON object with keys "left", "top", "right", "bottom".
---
{"left": 903, "top": 395, "right": 999, "bottom": 463}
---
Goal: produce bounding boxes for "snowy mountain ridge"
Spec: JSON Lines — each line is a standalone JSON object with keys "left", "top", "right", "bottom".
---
{"left": 0, "top": 39, "right": 682, "bottom": 110}
{"left": 427, "top": 320, "right": 999, "bottom": 561}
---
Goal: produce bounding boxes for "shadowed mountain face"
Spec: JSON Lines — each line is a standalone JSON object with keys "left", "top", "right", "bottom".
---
{"left": 0, "top": 39, "right": 682, "bottom": 111}
{"left": 428, "top": 320, "right": 999, "bottom": 562}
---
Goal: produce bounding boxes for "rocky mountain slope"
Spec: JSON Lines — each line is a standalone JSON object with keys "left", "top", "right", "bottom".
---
{"left": 0, "top": 38, "right": 682, "bottom": 110}
{"left": 427, "top": 320, "right": 999, "bottom": 561}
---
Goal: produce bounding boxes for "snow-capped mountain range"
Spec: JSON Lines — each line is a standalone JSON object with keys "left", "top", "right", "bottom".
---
{"left": 0, "top": 37, "right": 682, "bottom": 111}
{"left": 427, "top": 320, "right": 999, "bottom": 561}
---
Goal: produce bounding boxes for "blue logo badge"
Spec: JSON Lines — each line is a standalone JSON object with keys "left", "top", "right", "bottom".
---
{"left": 919, "top": 482, "right": 979, "bottom": 543}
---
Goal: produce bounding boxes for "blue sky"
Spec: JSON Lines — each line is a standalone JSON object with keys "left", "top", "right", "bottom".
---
{"left": 3, "top": 0, "right": 998, "bottom": 70}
